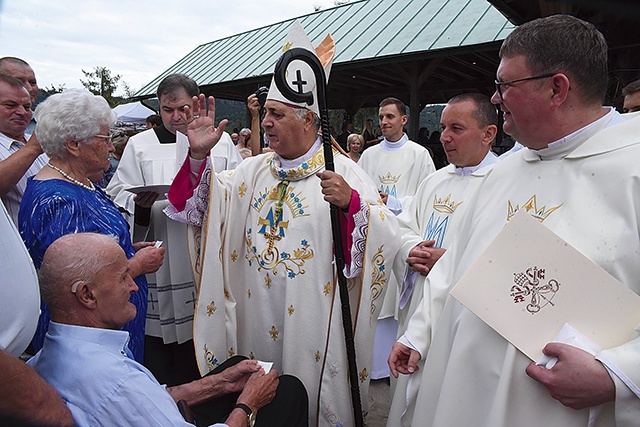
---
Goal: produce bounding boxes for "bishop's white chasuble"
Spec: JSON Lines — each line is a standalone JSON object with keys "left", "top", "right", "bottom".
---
{"left": 179, "top": 146, "right": 399, "bottom": 427}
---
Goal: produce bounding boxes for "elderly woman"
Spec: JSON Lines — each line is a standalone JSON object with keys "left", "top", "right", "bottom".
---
{"left": 18, "top": 89, "right": 164, "bottom": 362}
{"left": 346, "top": 133, "right": 363, "bottom": 162}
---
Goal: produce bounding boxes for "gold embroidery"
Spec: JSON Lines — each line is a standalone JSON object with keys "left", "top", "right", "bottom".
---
{"left": 206, "top": 301, "right": 217, "bottom": 316}
{"left": 315, "top": 351, "right": 321, "bottom": 362}
{"left": 370, "top": 246, "right": 386, "bottom": 318}
{"left": 228, "top": 347, "right": 235, "bottom": 358}
{"left": 378, "top": 172, "right": 400, "bottom": 185}
{"left": 359, "top": 367, "right": 369, "bottom": 383}
{"left": 507, "top": 195, "right": 562, "bottom": 222}
{"left": 378, "top": 210, "right": 386, "bottom": 221}
{"left": 224, "top": 289, "right": 230, "bottom": 300}
{"left": 323, "top": 282, "right": 332, "bottom": 295}
{"left": 249, "top": 352, "right": 255, "bottom": 360}
{"left": 264, "top": 274, "right": 272, "bottom": 289}
{"left": 231, "top": 250, "right": 238, "bottom": 262}
{"left": 247, "top": 289, "right": 251, "bottom": 299}
{"left": 433, "top": 194, "right": 463, "bottom": 214}
{"left": 245, "top": 232, "right": 314, "bottom": 279}
{"left": 269, "top": 326, "right": 279, "bottom": 341}
{"left": 288, "top": 305, "right": 295, "bottom": 316}
{"left": 204, "top": 344, "right": 218, "bottom": 371}
{"left": 238, "top": 182, "right": 247, "bottom": 197}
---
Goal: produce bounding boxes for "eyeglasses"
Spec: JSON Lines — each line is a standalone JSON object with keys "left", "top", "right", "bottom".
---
{"left": 494, "top": 73, "right": 557, "bottom": 100}
{"left": 95, "top": 134, "right": 113, "bottom": 143}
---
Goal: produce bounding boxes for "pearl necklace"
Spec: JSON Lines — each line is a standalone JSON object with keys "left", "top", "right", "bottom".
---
{"left": 46, "top": 162, "right": 95, "bottom": 191}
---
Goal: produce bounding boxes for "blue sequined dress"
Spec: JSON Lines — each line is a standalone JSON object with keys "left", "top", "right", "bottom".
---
{"left": 19, "top": 177, "right": 147, "bottom": 362}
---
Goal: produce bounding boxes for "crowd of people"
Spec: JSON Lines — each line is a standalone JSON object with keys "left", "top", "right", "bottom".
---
{"left": 2, "top": 13, "right": 640, "bottom": 427}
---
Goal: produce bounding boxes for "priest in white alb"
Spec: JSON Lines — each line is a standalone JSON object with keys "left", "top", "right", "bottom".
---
{"left": 165, "top": 22, "right": 399, "bottom": 427}
{"left": 389, "top": 15, "right": 640, "bottom": 427}
{"left": 386, "top": 93, "right": 498, "bottom": 425}
{"left": 358, "top": 97, "right": 435, "bottom": 379}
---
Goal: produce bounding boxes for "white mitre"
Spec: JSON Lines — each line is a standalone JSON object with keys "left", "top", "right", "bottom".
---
{"left": 266, "top": 20, "right": 335, "bottom": 117}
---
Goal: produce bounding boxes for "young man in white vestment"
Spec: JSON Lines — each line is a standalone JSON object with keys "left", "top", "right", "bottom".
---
{"left": 107, "top": 74, "right": 242, "bottom": 385}
{"left": 388, "top": 14, "right": 640, "bottom": 427}
{"left": 165, "top": 22, "right": 399, "bottom": 427}
{"left": 386, "top": 93, "right": 498, "bottom": 424}
{"left": 358, "top": 97, "right": 435, "bottom": 379}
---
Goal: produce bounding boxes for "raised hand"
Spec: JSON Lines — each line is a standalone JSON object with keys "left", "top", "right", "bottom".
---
{"left": 186, "top": 94, "right": 229, "bottom": 160}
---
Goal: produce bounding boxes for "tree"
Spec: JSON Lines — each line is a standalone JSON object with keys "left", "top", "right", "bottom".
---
{"left": 35, "top": 84, "right": 66, "bottom": 106}
{"left": 80, "top": 66, "right": 121, "bottom": 107}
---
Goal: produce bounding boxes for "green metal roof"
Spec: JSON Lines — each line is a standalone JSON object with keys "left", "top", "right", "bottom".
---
{"left": 135, "top": 0, "right": 513, "bottom": 98}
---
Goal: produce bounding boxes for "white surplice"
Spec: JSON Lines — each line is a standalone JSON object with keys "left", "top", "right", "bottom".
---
{"left": 168, "top": 143, "right": 400, "bottom": 427}
{"left": 404, "top": 110, "right": 640, "bottom": 427}
{"left": 107, "top": 128, "right": 241, "bottom": 344}
{"left": 387, "top": 151, "right": 497, "bottom": 425}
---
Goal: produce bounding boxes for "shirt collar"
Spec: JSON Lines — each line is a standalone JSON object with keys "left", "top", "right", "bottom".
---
{"left": 48, "top": 321, "right": 132, "bottom": 357}
{"left": 380, "top": 133, "right": 409, "bottom": 151}
{"left": 0, "top": 131, "right": 25, "bottom": 150}
{"left": 454, "top": 151, "right": 499, "bottom": 176}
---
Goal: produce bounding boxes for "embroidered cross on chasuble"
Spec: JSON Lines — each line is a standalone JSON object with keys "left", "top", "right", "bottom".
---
{"left": 192, "top": 140, "right": 399, "bottom": 426}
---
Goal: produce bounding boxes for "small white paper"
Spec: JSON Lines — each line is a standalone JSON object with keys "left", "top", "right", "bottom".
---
{"left": 257, "top": 361, "right": 273, "bottom": 374}
{"left": 154, "top": 240, "right": 163, "bottom": 248}
{"left": 536, "top": 323, "right": 602, "bottom": 369}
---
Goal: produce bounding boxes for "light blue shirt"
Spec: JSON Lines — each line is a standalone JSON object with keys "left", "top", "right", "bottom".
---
{"left": 28, "top": 322, "right": 227, "bottom": 427}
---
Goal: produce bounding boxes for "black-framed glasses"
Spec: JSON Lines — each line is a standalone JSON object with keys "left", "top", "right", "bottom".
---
{"left": 494, "top": 73, "right": 557, "bottom": 100}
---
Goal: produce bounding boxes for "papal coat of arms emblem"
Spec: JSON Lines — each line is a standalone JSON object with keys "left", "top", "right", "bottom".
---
{"left": 510, "top": 266, "right": 560, "bottom": 314}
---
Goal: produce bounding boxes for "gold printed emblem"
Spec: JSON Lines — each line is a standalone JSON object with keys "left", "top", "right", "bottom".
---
{"left": 269, "top": 326, "right": 279, "bottom": 341}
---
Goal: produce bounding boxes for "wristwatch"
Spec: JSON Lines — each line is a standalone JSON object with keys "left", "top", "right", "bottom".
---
{"left": 233, "top": 403, "right": 256, "bottom": 427}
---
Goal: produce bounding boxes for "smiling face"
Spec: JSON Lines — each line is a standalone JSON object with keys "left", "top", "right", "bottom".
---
{"left": 0, "top": 81, "right": 32, "bottom": 140}
{"left": 440, "top": 100, "right": 494, "bottom": 167}
{"left": 491, "top": 55, "right": 550, "bottom": 148}
{"left": 347, "top": 135, "right": 362, "bottom": 153}
{"left": 159, "top": 89, "right": 193, "bottom": 135}
{"left": 261, "top": 100, "right": 315, "bottom": 160}
{"left": 378, "top": 103, "right": 407, "bottom": 142}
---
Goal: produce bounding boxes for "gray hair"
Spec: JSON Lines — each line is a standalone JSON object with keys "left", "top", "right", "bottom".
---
{"left": 156, "top": 73, "right": 198, "bottom": 101}
{"left": 39, "top": 233, "right": 119, "bottom": 311}
{"left": 34, "top": 89, "right": 115, "bottom": 158}
{"left": 292, "top": 107, "right": 321, "bottom": 131}
{"left": 499, "top": 14, "right": 608, "bottom": 105}
{"left": 239, "top": 128, "right": 251, "bottom": 137}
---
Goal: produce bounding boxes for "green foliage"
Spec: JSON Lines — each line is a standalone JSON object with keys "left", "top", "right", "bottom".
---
{"left": 80, "top": 66, "right": 122, "bottom": 107}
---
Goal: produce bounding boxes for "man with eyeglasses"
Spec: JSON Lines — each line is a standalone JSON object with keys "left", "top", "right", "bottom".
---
{"left": 107, "top": 74, "right": 243, "bottom": 388}
{"left": 388, "top": 14, "right": 640, "bottom": 427}
{"left": 0, "top": 72, "right": 48, "bottom": 225}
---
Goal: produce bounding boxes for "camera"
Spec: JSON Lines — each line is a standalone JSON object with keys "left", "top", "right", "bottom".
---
{"left": 255, "top": 86, "right": 269, "bottom": 108}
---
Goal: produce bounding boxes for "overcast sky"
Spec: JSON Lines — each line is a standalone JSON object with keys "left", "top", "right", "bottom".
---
{"left": 0, "top": 0, "right": 339, "bottom": 95}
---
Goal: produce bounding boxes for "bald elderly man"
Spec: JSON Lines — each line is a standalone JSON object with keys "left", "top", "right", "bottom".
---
{"left": 27, "top": 233, "right": 307, "bottom": 427}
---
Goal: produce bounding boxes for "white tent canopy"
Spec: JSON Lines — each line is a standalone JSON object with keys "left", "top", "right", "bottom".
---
{"left": 113, "top": 101, "right": 155, "bottom": 126}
